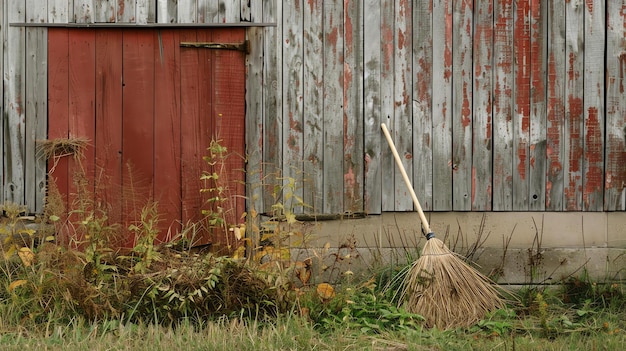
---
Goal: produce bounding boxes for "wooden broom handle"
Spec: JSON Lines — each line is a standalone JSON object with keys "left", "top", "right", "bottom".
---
{"left": 381, "top": 123, "right": 432, "bottom": 235}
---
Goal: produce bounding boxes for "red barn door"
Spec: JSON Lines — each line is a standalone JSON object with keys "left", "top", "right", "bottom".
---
{"left": 47, "top": 28, "right": 246, "bottom": 251}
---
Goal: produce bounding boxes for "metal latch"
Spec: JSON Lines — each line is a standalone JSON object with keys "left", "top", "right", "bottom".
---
{"left": 180, "top": 40, "right": 249, "bottom": 54}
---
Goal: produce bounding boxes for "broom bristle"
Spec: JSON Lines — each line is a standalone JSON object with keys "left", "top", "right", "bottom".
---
{"left": 402, "top": 237, "right": 505, "bottom": 329}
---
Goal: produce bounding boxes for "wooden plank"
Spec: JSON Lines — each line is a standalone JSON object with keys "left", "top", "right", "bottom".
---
{"left": 363, "top": 0, "right": 382, "bottom": 214}
{"left": 0, "top": 1, "right": 4, "bottom": 203}
{"left": 343, "top": 0, "right": 363, "bottom": 212}
{"left": 179, "top": 29, "right": 203, "bottom": 228}
{"left": 472, "top": 0, "right": 493, "bottom": 211}
{"left": 68, "top": 29, "right": 96, "bottom": 208}
{"left": 604, "top": 0, "right": 626, "bottom": 210}
{"left": 245, "top": 1, "right": 265, "bottom": 214}
{"left": 380, "top": 0, "right": 395, "bottom": 211}
{"left": 492, "top": 0, "right": 514, "bottom": 210}
{"left": 178, "top": 0, "right": 197, "bottom": 23}
{"left": 118, "top": 0, "right": 136, "bottom": 23}
{"left": 26, "top": 0, "right": 46, "bottom": 23}
{"left": 122, "top": 30, "right": 155, "bottom": 245}
{"left": 24, "top": 1, "right": 47, "bottom": 212}
{"left": 47, "top": 28, "right": 70, "bottom": 213}
{"left": 94, "top": 29, "right": 123, "bottom": 232}
{"left": 25, "top": 26, "right": 48, "bottom": 212}
{"left": 513, "top": 0, "right": 531, "bottom": 210}
{"left": 582, "top": 0, "right": 605, "bottom": 211}
{"left": 431, "top": 0, "right": 453, "bottom": 211}
{"left": 529, "top": 0, "right": 547, "bottom": 210}
{"left": 262, "top": 0, "right": 281, "bottom": 212}
{"left": 5, "top": 0, "right": 26, "bottom": 205}
{"left": 302, "top": 0, "right": 324, "bottom": 213}
{"left": 136, "top": 0, "right": 156, "bottom": 23}
{"left": 451, "top": 0, "right": 473, "bottom": 211}
{"left": 241, "top": 0, "right": 251, "bottom": 22}
{"left": 412, "top": 0, "right": 433, "bottom": 211}
{"left": 196, "top": 28, "right": 216, "bottom": 245}
{"left": 49, "top": 0, "right": 72, "bottom": 23}
{"left": 283, "top": 0, "right": 305, "bottom": 213}
{"left": 95, "top": 0, "right": 116, "bottom": 22}
{"left": 74, "top": 0, "right": 95, "bottom": 23}
{"left": 322, "top": 0, "right": 343, "bottom": 213}
{"left": 154, "top": 29, "right": 182, "bottom": 241}
{"left": 545, "top": 0, "right": 566, "bottom": 211}
{"left": 392, "top": 0, "right": 412, "bottom": 211}
{"left": 198, "top": 0, "right": 219, "bottom": 23}
{"left": 564, "top": 0, "right": 584, "bottom": 210}
{"left": 212, "top": 28, "right": 247, "bottom": 238}
{"left": 157, "top": 0, "right": 177, "bottom": 23}
{"left": 220, "top": 0, "right": 240, "bottom": 23}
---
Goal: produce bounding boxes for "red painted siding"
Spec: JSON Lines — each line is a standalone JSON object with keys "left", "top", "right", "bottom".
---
{"left": 47, "top": 28, "right": 246, "bottom": 249}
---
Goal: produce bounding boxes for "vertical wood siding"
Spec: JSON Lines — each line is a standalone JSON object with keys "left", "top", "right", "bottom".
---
{"left": 3, "top": 0, "right": 626, "bottom": 217}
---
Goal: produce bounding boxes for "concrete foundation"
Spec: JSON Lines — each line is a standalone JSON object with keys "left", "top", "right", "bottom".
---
{"left": 278, "top": 212, "right": 626, "bottom": 285}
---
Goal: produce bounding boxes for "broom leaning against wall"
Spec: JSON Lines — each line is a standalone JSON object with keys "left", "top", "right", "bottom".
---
{"left": 381, "top": 123, "right": 506, "bottom": 329}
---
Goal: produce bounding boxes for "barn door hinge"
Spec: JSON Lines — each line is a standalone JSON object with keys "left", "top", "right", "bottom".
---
{"left": 180, "top": 40, "right": 249, "bottom": 54}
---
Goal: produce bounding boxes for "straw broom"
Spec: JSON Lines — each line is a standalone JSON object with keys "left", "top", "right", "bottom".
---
{"left": 381, "top": 123, "right": 504, "bottom": 329}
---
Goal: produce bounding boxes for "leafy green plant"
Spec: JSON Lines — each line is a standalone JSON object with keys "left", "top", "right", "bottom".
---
{"left": 303, "top": 279, "right": 424, "bottom": 334}
{"left": 129, "top": 201, "right": 161, "bottom": 273}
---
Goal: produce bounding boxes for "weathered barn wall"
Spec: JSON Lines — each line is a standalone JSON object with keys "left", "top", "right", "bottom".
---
{"left": 262, "top": 0, "right": 626, "bottom": 215}
{"left": 1, "top": 0, "right": 626, "bottom": 219}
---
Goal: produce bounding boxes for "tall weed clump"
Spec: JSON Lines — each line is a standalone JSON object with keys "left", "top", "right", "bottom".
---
{"left": 0, "top": 137, "right": 299, "bottom": 329}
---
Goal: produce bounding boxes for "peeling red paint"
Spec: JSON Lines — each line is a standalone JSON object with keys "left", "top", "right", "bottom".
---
{"left": 586, "top": 0, "right": 594, "bottom": 14}
{"left": 461, "top": 81, "right": 471, "bottom": 128}
{"left": 584, "top": 107, "right": 603, "bottom": 205}
{"left": 344, "top": 0, "right": 353, "bottom": 56}
{"left": 517, "top": 144, "right": 527, "bottom": 180}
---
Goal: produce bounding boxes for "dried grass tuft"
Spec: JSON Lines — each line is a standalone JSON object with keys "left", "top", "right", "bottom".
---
{"left": 402, "top": 237, "right": 505, "bottom": 330}
{"left": 37, "top": 137, "right": 90, "bottom": 161}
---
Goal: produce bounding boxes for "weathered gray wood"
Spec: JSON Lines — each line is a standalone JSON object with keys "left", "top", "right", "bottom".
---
{"left": 302, "top": 0, "right": 324, "bottom": 213}
{"left": 512, "top": 0, "right": 530, "bottom": 210}
{"left": 245, "top": 0, "right": 264, "bottom": 213}
{"left": 343, "top": 0, "right": 363, "bottom": 212}
{"left": 178, "top": 0, "right": 197, "bottom": 23}
{"left": 220, "top": 0, "right": 240, "bottom": 23}
{"left": 582, "top": 0, "right": 605, "bottom": 211}
{"left": 95, "top": 0, "right": 115, "bottom": 22}
{"left": 604, "top": 0, "right": 626, "bottom": 210}
{"left": 451, "top": 0, "right": 472, "bottom": 211}
{"left": 322, "top": 0, "right": 343, "bottom": 213}
{"left": 25, "top": 26, "right": 47, "bottom": 213}
{"left": 262, "top": 0, "right": 282, "bottom": 210}
{"left": 492, "top": 0, "right": 514, "bottom": 210}
{"left": 380, "top": 0, "right": 395, "bottom": 211}
{"left": 74, "top": 0, "right": 95, "bottom": 23}
{"left": 118, "top": 0, "right": 136, "bottom": 23}
{"left": 49, "top": 0, "right": 73, "bottom": 23}
{"left": 472, "top": 0, "right": 493, "bottom": 211}
{"left": 198, "top": 0, "right": 219, "bottom": 23}
{"left": 136, "top": 0, "right": 156, "bottom": 23}
{"left": 363, "top": 0, "right": 382, "bottom": 214}
{"left": 5, "top": 0, "right": 26, "bottom": 205}
{"left": 392, "top": 0, "right": 412, "bottom": 211}
{"left": 546, "top": 0, "right": 566, "bottom": 211}
{"left": 0, "top": 0, "right": 4, "bottom": 204}
{"left": 412, "top": 0, "right": 433, "bottom": 211}
{"left": 431, "top": 0, "right": 452, "bottom": 211}
{"left": 564, "top": 0, "right": 584, "bottom": 210}
{"left": 528, "top": 0, "right": 547, "bottom": 210}
{"left": 157, "top": 0, "right": 177, "bottom": 23}
{"left": 240, "top": 0, "right": 251, "bottom": 22}
{"left": 283, "top": 0, "right": 305, "bottom": 213}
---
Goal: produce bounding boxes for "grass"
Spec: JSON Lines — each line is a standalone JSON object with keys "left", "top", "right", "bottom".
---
{"left": 0, "top": 305, "right": 623, "bottom": 351}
